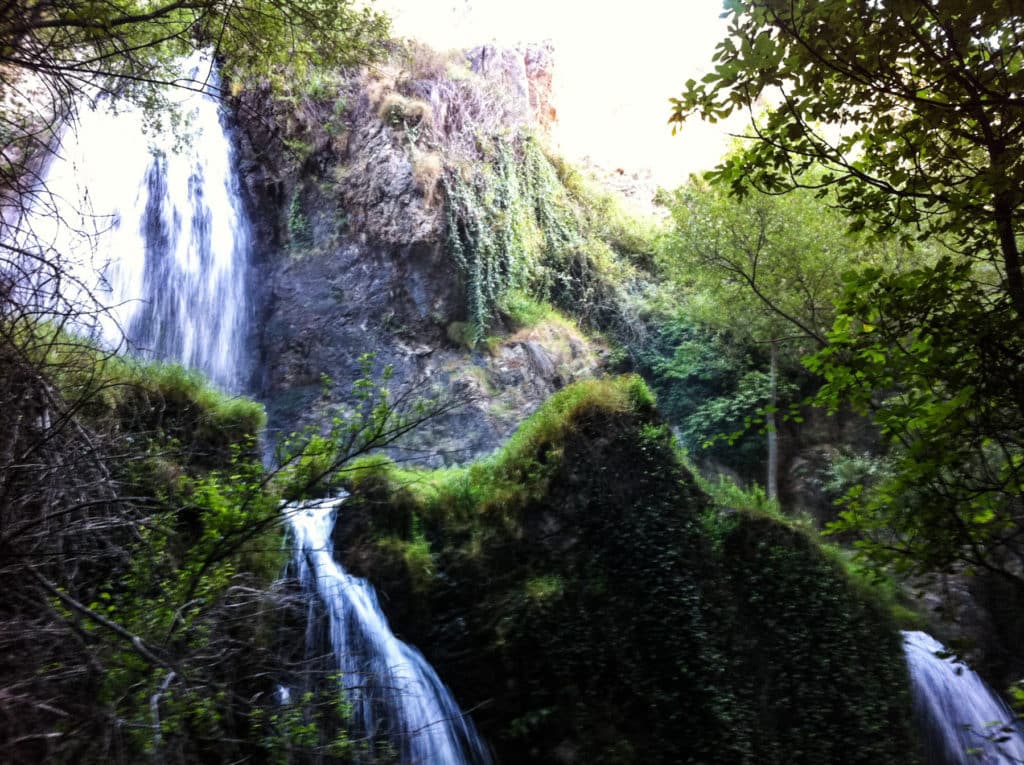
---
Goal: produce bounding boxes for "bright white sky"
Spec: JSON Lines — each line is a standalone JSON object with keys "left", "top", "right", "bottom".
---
{"left": 378, "top": 0, "right": 747, "bottom": 187}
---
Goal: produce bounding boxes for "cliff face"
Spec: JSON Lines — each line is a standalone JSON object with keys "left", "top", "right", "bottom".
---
{"left": 232, "top": 44, "right": 601, "bottom": 463}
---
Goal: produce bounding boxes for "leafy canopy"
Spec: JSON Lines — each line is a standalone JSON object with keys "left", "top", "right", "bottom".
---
{"left": 0, "top": 0, "right": 391, "bottom": 90}
{"left": 657, "top": 173, "right": 881, "bottom": 350}
{"left": 671, "top": 0, "right": 1024, "bottom": 315}
{"left": 671, "top": 1, "right": 1024, "bottom": 589}
{"left": 808, "top": 258, "right": 1024, "bottom": 587}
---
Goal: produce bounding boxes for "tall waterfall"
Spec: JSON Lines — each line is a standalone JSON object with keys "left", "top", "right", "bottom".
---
{"left": 23, "top": 52, "right": 252, "bottom": 391}
{"left": 286, "top": 496, "right": 493, "bottom": 765}
{"left": 18, "top": 52, "right": 492, "bottom": 762}
{"left": 903, "top": 630, "right": 1024, "bottom": 764}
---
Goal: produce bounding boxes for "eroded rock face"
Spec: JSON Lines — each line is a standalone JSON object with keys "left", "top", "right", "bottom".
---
{"left": 467, "top": 42, "right": 557, "bottom": 130}
{"left": 524, "top": 43, "right": 557, "bottom": 129}
{"left": 233, "top": 50, "right": 600, "bottom": 464}
{"left": 339, "top": 98, "right": 444, "bottom": 246}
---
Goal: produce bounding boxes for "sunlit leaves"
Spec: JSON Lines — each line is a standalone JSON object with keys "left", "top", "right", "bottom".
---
{"left": 670, "top": 0, "right": 1024, "bottom": 304}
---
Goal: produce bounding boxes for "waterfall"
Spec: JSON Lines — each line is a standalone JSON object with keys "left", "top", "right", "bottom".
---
{"left": 285, "top": 496, "right": 492, "bottom": 765}
{"left": 19, "top": 52, "right": 252, "bottom": 392}
{"left": 903, "top": 630, "right": 1024, "bottom": 764}
{"left": 14, "top": 50, "right": 491, "bottom": 762}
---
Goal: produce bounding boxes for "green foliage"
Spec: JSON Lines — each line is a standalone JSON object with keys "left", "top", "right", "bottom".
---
{"left": 23, "top": 323, "right": 265, "bottom": 468}
{"left": 288, "top": 190, "right": 312, "bottom": 249}
{"left": 632, "top": 306, "right": 780, "bottom": 477}
{"left": 496, "top": 289, "right": 561, "bottom": 330}
{"left": 275, "top": 353, "right": 451, "bottom": 500}
{"left": 822, "top": 449, "right": 893, "bottom": 504}
{"left": 656, "top": 172, "right": 892, "bottom": 351}
{"left": 718, "top": 515, "right": 918, "bottom": 764}
{"left": 649, "top": 173, "right": 890, "bottom": 493}
{"left": 684, "top": 369, "right": 791, "bottom": 447}
{"left": 0, "top": 329, "right": 445, "bottom": 761}
{"left": 808, "top": 258, "right": 1024, "bottom": 585}
{"left": 336, "top": 374, "right": 917, "bottom": 764}
{"left": 1, "top": 0, "right": 391, "bottom": 97}
{"left": 671, "top": 0, "right": 1024, "bottom": 313}
{"left": 698, "top": 472, "right": 781, "bottom": 518}
{"left": 12, "top": 340, "right": 291, "bottom": 761}
{"left": 93, "top": 451, "right": 287, "bottom": 756}
{"left": 671, "top": 3, "right": 1024, "bottom": 606}
{"left": 250, "top": 682, "right": 390, "bottom": 764}
{"left": 347, "top": 375, "right": 659, "bottom": 529}
{"left": 444, "top": 135, "right": 645, "bottom": 341}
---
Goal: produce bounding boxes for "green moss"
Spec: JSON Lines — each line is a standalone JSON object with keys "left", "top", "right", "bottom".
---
{"left": 20, "top": 324, "right": 265, "bottom": 472}
{"left": 821, "top": 543, "right": 928, "bottom": 629}
{"left": 524, "top": 575, "right": 564, "bottom": 602}
{"left": 335, "top": 374, "right": 917, "bottom": 765}
{"left": 720, "top": 514, "right": 918, "bottom": 764}
{"left": 496, "top": 289, "right": 559, "bottom": 329}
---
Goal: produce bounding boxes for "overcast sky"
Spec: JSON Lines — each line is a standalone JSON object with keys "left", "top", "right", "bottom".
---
{"left": 378, "top": 0, "right": 746, "bottom": 186}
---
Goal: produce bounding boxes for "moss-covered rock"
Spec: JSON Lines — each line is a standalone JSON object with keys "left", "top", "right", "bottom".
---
{"left": 337, "top": 376, "right": 918, "bottom": 764}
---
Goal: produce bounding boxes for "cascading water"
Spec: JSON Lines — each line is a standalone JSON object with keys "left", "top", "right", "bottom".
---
{"left": 18, "top": 51, "right": 491, "bottom": 762}
{"left": 285, "top": 496, "right": 493, "bottom": 765}
{"left": 21, "top": 52, "right": 252, "bottom": 391}
{"left": 903, "top": 630, "right": 1024, "bottom": 764}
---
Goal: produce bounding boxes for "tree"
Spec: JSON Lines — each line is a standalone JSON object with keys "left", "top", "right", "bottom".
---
{"left": 0, "top": 335, "right": 462, "bottom": 761}
{"left": 806, "top": 260, "right": 1024, "bottom": 589}
{"left": 0, "top": 0, "right": 390, "bottom": 99}
{"left": 0, "top": 2, "right": 398, "bottom": 760}
{"left": 671, "top": 0, "right": 1024, "bottom": 316}
{"left": 670, "top": 1, "right": 1024, "bottom": 592}
{"left": 656, "top": 176, "right": 877, "bottom": 498}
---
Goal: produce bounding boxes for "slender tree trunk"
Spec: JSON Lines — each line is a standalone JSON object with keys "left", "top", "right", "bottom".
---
{"left": 994, "top": 196, "right": 1024, "bottom": 318}
{"left": 767, "top": 337, "right": 779, "bottom": 502}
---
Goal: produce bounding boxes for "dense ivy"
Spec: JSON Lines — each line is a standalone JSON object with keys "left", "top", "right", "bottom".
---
{"left": 443, "top": 135, "right": 643, "bottom": 341}
{"left": 339, "top": 377, "right": 918, "bottom": 764}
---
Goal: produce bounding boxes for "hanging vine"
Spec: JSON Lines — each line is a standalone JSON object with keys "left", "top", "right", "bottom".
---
{"left": 442, "top": 133, "right": 629, "bottom": 342}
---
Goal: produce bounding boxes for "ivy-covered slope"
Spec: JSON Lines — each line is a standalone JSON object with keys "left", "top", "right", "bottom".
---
{"left": 336, "top": 376, "right": 918, "bottom": 765}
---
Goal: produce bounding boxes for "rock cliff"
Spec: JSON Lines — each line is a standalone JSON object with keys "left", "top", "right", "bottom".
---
{"left": 231, "top": 43, "right": 606, "bottom": 464}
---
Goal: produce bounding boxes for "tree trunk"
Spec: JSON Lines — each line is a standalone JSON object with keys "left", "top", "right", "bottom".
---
{"left": 994, "top": 195, "right": 1024, "bottom": 318}
{"left": 766, "top": 337, "right": 779, "bottom": 502}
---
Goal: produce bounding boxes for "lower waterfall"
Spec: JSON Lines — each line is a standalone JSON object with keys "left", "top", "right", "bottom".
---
{"left": 903, "top": 630, "right": 1024, "bottom": 764}
{"left": 285, "top": 496, "right": 492, "bottom": 765}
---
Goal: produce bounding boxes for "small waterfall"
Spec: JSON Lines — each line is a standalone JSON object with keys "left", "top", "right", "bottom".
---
{"left": 903, "top": 630, "right": 1024, "bottom": 764}
{"left": 285, "top": 496, "right": 492, "bottom": 765}
{"left": 20, "top": 52, "right": 252, "bottom": 391}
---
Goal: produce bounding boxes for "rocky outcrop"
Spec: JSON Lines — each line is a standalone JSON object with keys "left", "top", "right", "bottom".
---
{"left": 232, "top": 49, "right": 600, "bottom": 463}
{"left": 466, "top": 42, "right": 556, "bottom": 130}
{"left": 336, "top": 377, "right": 918, "bottom": 765}
{"left": 337, "top": 96, "right": 444, "bottom": 246}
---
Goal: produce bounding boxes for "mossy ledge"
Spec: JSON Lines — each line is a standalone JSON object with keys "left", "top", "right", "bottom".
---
{"left": 336, "top": 375, "right": 919, "bottom": 765}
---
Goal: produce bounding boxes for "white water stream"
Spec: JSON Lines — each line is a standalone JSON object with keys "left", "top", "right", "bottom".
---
{"left": 15, "top": 55, "right": 492, "bottom": 762}
{"left": 903, "top": 630, "right": 1024, "bottom": 765}
{"left": 285, "top": 496, "right": 492, "bottom": 764}
{"left": 19, "top": 52, "right": 252, "bottom": 391}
